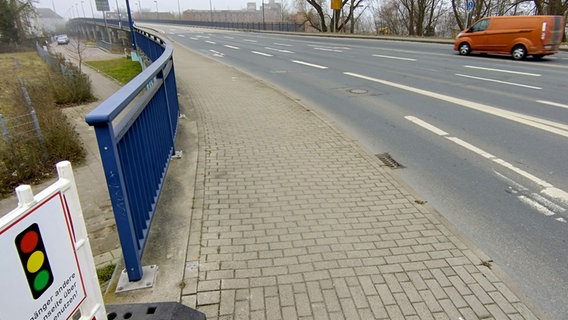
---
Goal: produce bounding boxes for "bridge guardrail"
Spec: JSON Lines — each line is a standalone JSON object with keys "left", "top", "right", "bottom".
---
{"left": 85, "top": 27, "right": 179, "bottom": 282}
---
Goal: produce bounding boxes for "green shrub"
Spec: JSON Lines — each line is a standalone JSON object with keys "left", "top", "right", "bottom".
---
{"left": 1, "top": 52, "right": 86, "bottom": 198}
{"left": 49, "top": 53, "right": 95, "bottom": 105}
{"left": 97, "top": 264, "right": 116, "bottom": 284}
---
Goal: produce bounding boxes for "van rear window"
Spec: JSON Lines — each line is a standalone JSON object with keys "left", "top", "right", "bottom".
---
{"left": 552, "top": 16, "right": 562, "bottom": 31}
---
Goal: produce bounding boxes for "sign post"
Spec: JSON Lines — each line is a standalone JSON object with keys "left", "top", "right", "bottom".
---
{"left": 0, "top": 161, "right": 106, "bottom": 320}
{"left": 331, "top": 0, "right": 341, "bottom": 33}
{"left": 465, "top": 0, "right": 474, "bottom": 28}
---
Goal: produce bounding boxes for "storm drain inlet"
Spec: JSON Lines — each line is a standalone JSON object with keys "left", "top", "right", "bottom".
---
{"left": 376, "top": 153, "right": 404, "bottom": 169}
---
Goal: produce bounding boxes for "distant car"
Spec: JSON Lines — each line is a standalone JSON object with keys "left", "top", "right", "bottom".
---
{"left": 57, "top": 35, "right": 69, "bottom": 45}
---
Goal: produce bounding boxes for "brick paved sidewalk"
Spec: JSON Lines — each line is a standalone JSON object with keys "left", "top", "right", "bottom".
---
{"left": 0, "top": 37, "right": 546, "bottom": 319}
{"left": 171, "top": 43, "right": 544, "bottom": 319}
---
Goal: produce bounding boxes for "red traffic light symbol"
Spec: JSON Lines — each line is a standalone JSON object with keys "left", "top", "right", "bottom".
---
{"left": 15, "top": 223, "right": 54, "bottom": 299}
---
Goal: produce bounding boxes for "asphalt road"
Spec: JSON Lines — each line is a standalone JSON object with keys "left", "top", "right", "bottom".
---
{"left": 148, "top": 24, "right": 568, "bottom": 319}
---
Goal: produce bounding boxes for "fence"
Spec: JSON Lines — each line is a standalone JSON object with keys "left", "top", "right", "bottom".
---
{"left": 137, "top": 19, "right": 306, "bottom": 32}
{"left": 85, "top": 27, "right": 179, "bottom": 282}
{"left": 0, "top": 57, "right": 46, "bottom": 156}
{"left": 0, "top": 112, "right": 42, "bottom": 147}
{"left": 36, "top": 42, "right": 60, "bottom": 69}
{"left": 70, "top": 17, "right": 305, "bottom": 33}
{"left": 36, "top": 42, "right": 79, "bottom": 79}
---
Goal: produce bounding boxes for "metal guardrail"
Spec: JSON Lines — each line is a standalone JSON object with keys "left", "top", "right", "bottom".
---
{"left": 85, "top": 28, "right": 179, "bottom": 282}
{"left": 70, "top": 17, "right": 305, "bottom": 32}
{"left": 136, "top": 19, "right": 305, "bottom": 32}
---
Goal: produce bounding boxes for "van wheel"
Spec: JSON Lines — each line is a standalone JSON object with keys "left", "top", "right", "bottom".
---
{"left": 458, "top": 42, "right": 471, "bottom": 56}
{"left": 511, "top": 45, "right": 527, "bottom": 60}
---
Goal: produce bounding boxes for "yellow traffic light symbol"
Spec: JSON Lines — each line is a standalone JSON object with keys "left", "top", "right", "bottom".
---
{"left": 15, "top": 223, "right": 54, "bottom": 299}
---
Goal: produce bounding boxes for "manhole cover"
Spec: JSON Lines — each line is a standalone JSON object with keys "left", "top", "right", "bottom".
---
{"left": 348, "top": 88, "right": 368, "bottom": 94}
{"left": 376, "top": 153, "right": 404, "bottom": 169}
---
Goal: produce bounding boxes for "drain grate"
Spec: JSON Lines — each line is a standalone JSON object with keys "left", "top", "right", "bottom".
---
{"left": 376, "top": 153, "right": 404, "bottom": 169}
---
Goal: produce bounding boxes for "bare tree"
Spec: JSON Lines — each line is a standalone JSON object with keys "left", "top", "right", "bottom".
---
{"left": 294, "top": 0, "right": 327, "bottom": 31}
{"left": 370, "top": 0, "right": 407, "bottom": 34}
{"left": 0, "top": 0, "right": 36, "bottom": 46}
{"left": 533, "top": 0, "right": 568, "bottom": 14}
{"left": 397, "top": 0, "right": 447, "bottom": 35}
{"left": 296, "top": 0, "right": 368, "bottom": 32}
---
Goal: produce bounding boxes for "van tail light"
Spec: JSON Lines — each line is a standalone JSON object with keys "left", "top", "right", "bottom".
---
{"left": 541, "top": 22, "right": 547, "bottom": 40}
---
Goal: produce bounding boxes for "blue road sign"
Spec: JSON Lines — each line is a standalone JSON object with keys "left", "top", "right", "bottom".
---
{"left": 467, "top": 1, "right": 474, "bottom": 11}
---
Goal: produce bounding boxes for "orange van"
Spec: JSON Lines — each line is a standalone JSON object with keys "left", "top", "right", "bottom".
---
{"left": 454, "top": 15, "right": 565, "bottom": 60}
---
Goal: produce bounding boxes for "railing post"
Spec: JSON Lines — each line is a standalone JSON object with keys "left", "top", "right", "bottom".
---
{"left": 91, "top": 123, "right": 143, "bottom": 281}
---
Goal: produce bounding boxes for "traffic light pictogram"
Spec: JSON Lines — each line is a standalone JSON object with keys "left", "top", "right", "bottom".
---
{"left": 15, "top": 223, "right": 54, "bottom": 299}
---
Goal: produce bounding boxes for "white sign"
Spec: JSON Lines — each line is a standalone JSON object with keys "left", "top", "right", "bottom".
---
{"left": 95, "top": 0, "right": 110, "bottom": 11}
{"left": 0, "top": 192, "right": 86, "bottom": 320}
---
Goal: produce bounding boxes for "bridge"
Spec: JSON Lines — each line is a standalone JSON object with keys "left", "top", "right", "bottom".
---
{"left": 68, "top": 18, "right": 305, "bottom": 51}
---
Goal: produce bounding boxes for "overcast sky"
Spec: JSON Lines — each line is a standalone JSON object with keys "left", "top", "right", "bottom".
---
{"left": 36, "top": 0, "right": 262, "bottom": 19}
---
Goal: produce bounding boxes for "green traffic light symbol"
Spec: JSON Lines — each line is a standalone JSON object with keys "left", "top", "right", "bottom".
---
{"left": 15, "top": 223, "right": 54, "bottom": 299}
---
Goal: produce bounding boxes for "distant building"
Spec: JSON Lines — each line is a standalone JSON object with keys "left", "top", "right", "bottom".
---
{"left": 246, "top": 2, "right": 257, "bottom": 11}
{"left": 181, "top": 0, "right": 283, "bottom": 23}
{"left": 131, "top": 11, "right": 176, "bottom": 20}
{"left": 36, "top": 8, "right": 65, "bottom": 35}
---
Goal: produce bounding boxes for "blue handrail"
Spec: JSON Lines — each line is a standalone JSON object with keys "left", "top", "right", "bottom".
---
{"left": 85, "top": 28, "right": 179, "bottom": 281}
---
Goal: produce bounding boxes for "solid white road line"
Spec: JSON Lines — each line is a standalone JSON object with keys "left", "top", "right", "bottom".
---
{"left": 455, "top": 74, "right": 542, "bottom": 90}
{"left": 537, "top": 100, "right": 568, "bottom": 109}
{"left": 464, "top": 65, "right": 541, "bottom": 76}
{"left": 344, "top": 72, "right": 568, "bottom": 137}
{"left": 405, "top": 115, "right": 568, "bottom": 207}
{"left": 292, "top": 60, "right": 328, "bottom": 69}
{"left": 405, "top": 116, "right": 448, "bottom": 136}
{"left": 372, "top": 54, "right": 417, "bottom": 61}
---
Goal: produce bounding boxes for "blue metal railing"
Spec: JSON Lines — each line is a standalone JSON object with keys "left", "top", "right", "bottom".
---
{"left": 85, "top": 28, "right": 179, "bottom": 281}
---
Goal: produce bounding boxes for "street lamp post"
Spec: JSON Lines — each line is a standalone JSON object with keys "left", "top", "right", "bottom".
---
{"left": 81, "top": 1, "right": 86, "bottom": 17}
{"left": 88, "top": 0, "right": 96, "bottom": 40}
{"left": 154, "top": 1, "right": 159, "bottom": 20}
{"left": 88, "top": 0, "right": 94, "bottom": 18}
{"left": 177, "top": 0, "right": 181, "bottom": 19}
{"left": 125, "top": 0, "right": 137, "bottom": 50}
{"left": 209, "top": 0, "right": 213, "bottom": 22}
{"left": 115, "top": 0, "right": 121, "bottom": 28}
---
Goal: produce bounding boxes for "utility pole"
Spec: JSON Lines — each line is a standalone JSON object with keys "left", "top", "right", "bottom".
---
{"left": 177, "top": 0, "right": 181, "bottom": 19}
{"left": 154, "top": 1, "right": 159, "bottom": 20}
{"left": 125, "top": 0, "right": 137, "bottom": 49}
